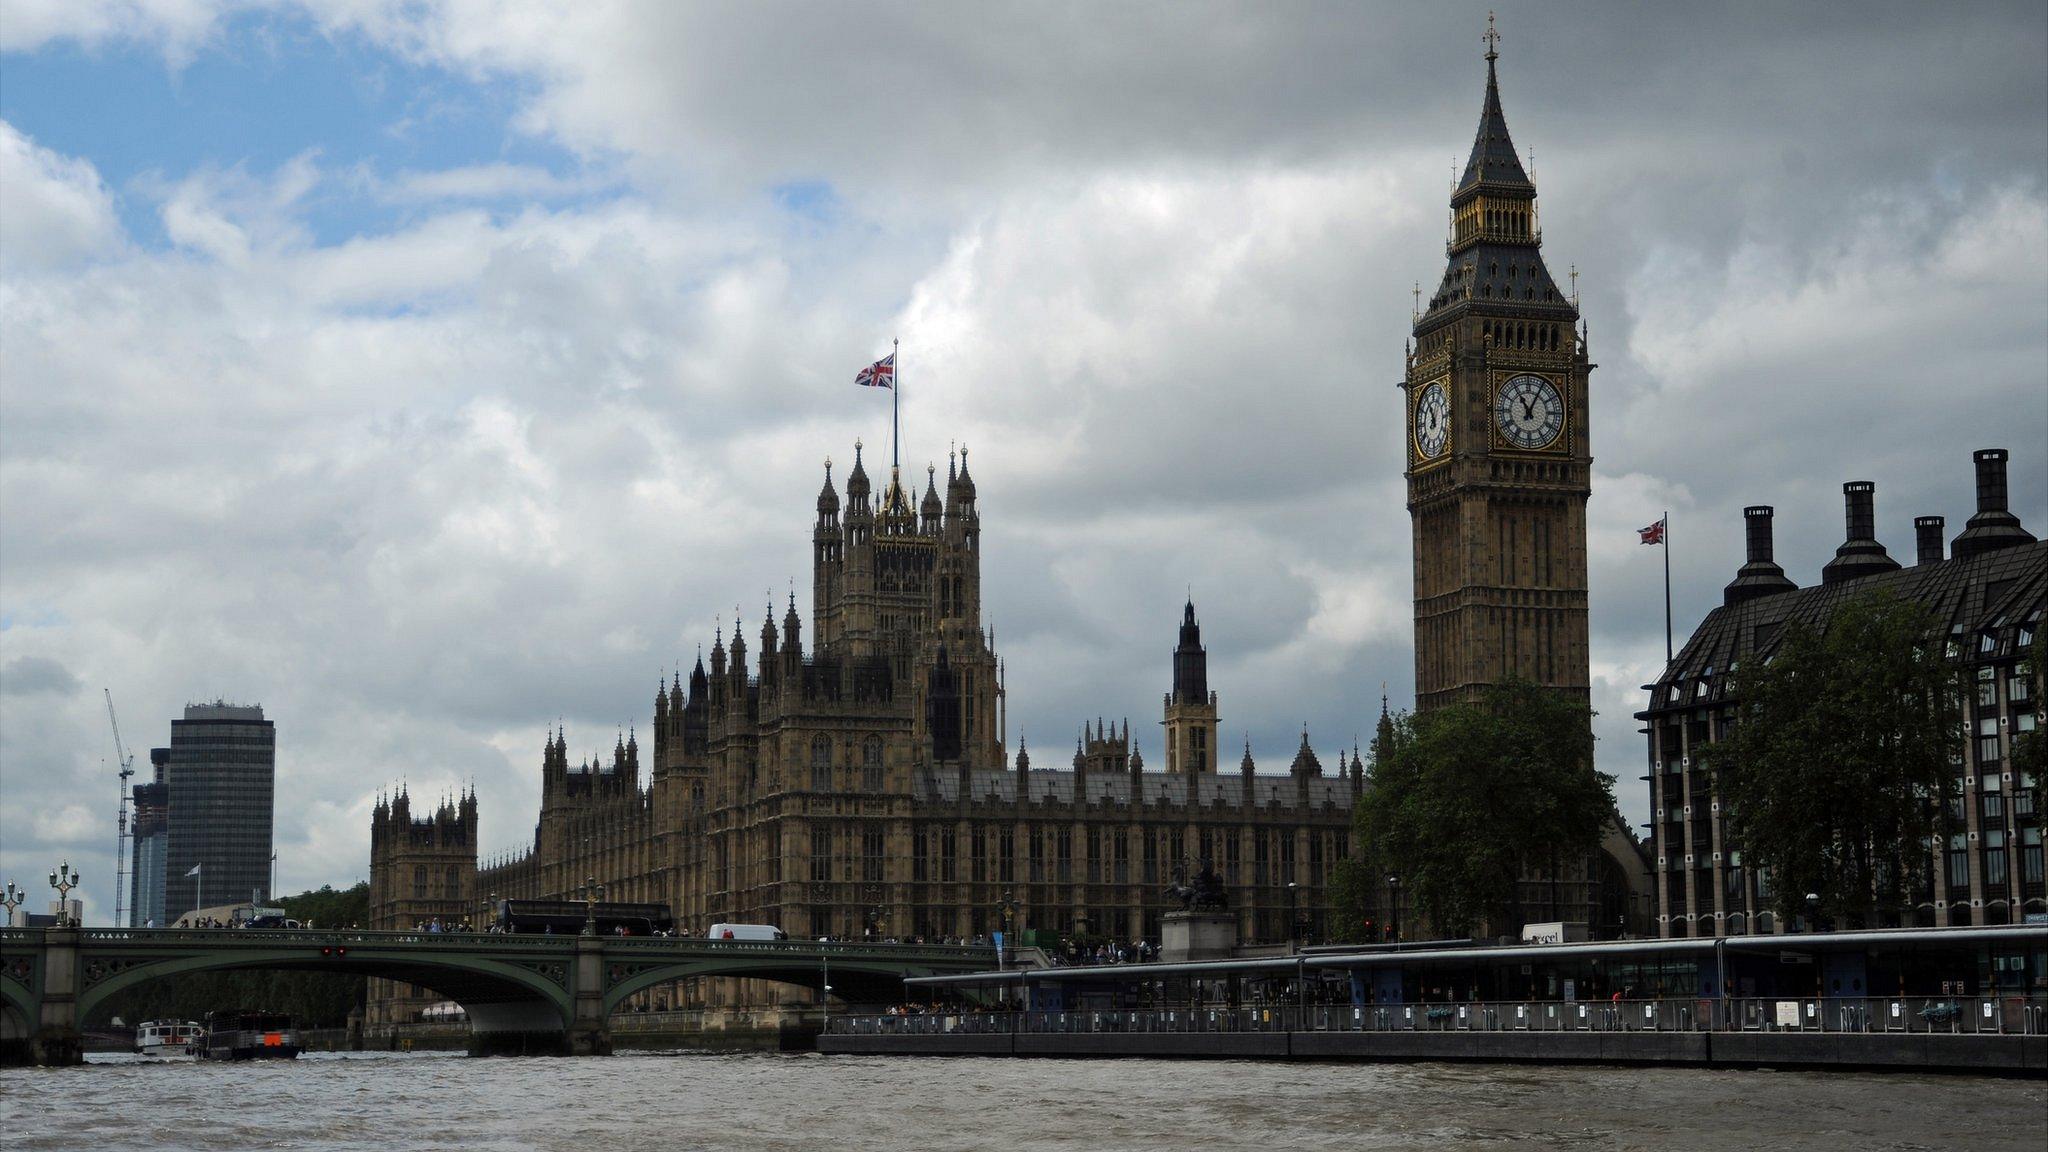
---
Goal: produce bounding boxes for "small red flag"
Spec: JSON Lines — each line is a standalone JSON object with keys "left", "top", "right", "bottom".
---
{"left": 1639, "top": 519, "right": 1666, "bottom": 545}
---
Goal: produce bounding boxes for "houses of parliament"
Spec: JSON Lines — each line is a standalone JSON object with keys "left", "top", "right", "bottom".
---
{"left": 366, "top": 27, "right": 1652, "bottom": 1027}
{"left": 366, "top": 448, "right": 1362, "bottom": 1024}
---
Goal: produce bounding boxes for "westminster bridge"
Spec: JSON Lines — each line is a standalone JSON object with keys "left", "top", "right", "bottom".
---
{"left": 0, "top": 926, "right": 996, "bottom": 1065}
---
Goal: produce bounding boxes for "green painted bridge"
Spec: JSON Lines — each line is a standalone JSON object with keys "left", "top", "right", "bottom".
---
{"left": 0, "top": 926, "right": 996, "bottom": 1065}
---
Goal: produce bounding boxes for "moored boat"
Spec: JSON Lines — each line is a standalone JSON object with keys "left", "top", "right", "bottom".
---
{"left": 198, "top": 1010, "right": 301, "bottom": 1060}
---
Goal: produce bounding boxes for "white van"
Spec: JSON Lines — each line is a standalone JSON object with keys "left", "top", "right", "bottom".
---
{"left": 705, "top": 923, "right": 787, "bottom": 942}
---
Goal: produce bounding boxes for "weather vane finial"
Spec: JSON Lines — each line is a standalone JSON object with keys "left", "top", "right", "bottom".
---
{"left": 1484, "top": 12, "right": 1500, "bottom": 61}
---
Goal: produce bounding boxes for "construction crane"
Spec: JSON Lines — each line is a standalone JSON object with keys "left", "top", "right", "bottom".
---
{"left": 105, "top": 689, "right": 137, "bottom": 928}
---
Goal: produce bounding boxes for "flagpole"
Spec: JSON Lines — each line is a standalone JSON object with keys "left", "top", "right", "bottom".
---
{"left": 1662, "top": 511, "right": 1673, "bottom": 666}
{"left": 892, "top": 337, "right": 901, "bottom": 474}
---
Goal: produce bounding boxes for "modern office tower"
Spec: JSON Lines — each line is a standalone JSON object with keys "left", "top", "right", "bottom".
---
{"left": 162, "top": 702, "right": 276, "bottom": 919}
{"left": 128, "top": 747, "right": 170, "bottom": 926}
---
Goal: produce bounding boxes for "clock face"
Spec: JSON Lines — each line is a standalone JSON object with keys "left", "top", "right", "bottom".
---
{"left": 1495, "top": 373, "right": 1565, "bottom": 450}
{"left": 1414, "top": 381, "right": 1449, "bottom": 460}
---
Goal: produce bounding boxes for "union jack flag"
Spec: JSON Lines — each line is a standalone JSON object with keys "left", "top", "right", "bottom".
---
{"left": 854, "top": 352, "right": 895, "bottom": 390}
{"left": 1639, "top": 518, "right": 1666, "bottom": 545}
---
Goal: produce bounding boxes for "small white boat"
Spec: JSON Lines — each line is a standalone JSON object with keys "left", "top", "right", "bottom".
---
{"left": 135, "top": 1019, "right": 203, "bottom": 1056}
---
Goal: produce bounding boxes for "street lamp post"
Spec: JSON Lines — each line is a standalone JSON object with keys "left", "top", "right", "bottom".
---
{"left": 1, "top": 880, "right": 25, "bottom": 926}
{"left": 579, "top": 877, "right": 605, "bottom": 936}
{"left": 1286, "top": 882, "right": 1300, "bottom": 953}
{"left": 1804, "top": 892, "right": 1822, "bottom": 935}
{"left": 996, "top": 890, "right": 1019, "bottom": 973}
{"left": 1385, "top": 874, "right": 1402, "bottom": 945}
{"left": 49, "top": 860, "right": 80, "bottom": 927}
{"left": 862, "top": 883, "right": 884, "bottom": 942}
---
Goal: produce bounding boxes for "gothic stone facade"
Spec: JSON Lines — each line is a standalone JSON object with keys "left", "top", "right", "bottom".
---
{"left": 1642, "top": 449, "right": 2045, "bottom": 938}
{"left": 365, "top": 788, "right": 478, "bottom": 1027}
{"left": 371, "top": 449, "right": 1357, "bottom": 1016}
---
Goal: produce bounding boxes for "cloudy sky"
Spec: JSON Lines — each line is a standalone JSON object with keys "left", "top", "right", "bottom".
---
{"left": 2, "top": 2, "right": 2043, "bottom": 920}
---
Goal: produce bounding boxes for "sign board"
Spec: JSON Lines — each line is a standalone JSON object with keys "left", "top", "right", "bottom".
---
{"left": 1778, "top": 951, "right": 1813, "bottom": 965}
{"left": 1562, "top": 980, "right": 1577, "bottom": 1003}
{"left": 1774, "top": 1001, "right": 1800, "bottom": 1027}
{"left": 2025, "top": 912, "right": 2048, "bottom": 925}
{"left": 1519, "top": 921, "right": 1590, "bottom": 945}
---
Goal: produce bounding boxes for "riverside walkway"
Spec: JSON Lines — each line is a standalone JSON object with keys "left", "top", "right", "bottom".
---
{"left": 821, "top": 998, "right": 2047, "bottom": 1072}
{"left": 822, "top": 924, "right": 2048, "bottom": 1073}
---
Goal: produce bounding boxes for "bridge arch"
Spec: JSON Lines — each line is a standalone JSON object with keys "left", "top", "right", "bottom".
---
{"left": 599, "top": 956, "right": 939, "bottom": 1017}
{"left": 75, "top": 945, "right": 576, "bottom": 1035}
{"left": 0, "top": 978, "right": 34, "bottom": 1047}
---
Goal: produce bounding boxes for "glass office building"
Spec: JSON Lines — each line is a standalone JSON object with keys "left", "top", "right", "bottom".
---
{"left": 162, "top": 703, "right": 275, "bottom": 919}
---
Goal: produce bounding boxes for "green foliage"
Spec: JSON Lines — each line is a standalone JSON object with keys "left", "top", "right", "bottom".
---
{"left": 1337, "top": 679, "right": 1614, "bottom": 938}
{"left": 90, "top": 883, "right": 372, "bottom": 1028}
{"left": 1700, "top": 592, "right": 1960, "bottom": 928}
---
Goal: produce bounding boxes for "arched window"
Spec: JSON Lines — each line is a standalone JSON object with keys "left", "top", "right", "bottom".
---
{"left": 811, "top": 735, "right": 833, "bottom": 792}
{"left": 445, "top": 865, "right": 460, "bottom": 899}
{"left": 412, "top": 865, "right": 426, "bottom": 899}
{"left": 862, "top": 736, "right": 884, "bottom": 791}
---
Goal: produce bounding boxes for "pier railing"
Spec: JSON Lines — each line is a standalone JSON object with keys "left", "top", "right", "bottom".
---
{"left": 827, "top": 996, "right": 2048, "bottom": 1038}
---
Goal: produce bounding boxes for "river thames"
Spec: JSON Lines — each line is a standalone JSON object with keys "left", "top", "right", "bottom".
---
{"left": 2, "top": 1052, "right": 2042, "bottom": 1151}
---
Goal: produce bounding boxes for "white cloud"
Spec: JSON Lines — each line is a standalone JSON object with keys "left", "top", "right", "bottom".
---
{"left": 1, "top": 3, "right": 2044, "bottom": 905}
{"left": 0, "top": 0, "right": 235, "bottom": 63}
{"left": 0, "top": 120, "right": 122, "bottom": 272}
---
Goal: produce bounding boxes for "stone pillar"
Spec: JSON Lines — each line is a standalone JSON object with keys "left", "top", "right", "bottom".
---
{"left": 1160, "top": 910, "right": 1236, "bottom": 963}
{"left": 34, "top": 927, "right": 83, "bottom": 1066}
{"left": 569, "top": 935, "right": 612, "bottom": 1056}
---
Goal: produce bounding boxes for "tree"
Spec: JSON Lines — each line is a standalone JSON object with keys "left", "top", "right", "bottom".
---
{"left": 1336, "top": 678, "right": 1615, "bottom": 938}
{"left": 1700, "top": 592, "right": 1961, "bottom": 929}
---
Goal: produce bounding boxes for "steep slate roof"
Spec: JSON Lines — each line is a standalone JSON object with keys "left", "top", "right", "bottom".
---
{"left": 1640, "top": 540, "right": 2046, "bottom": 717}
{"left": 1455, "top": 48, "right": 1533, "bottom": 196}
{"left": 913, "top": 769, "right": 1351, "bottom": 810}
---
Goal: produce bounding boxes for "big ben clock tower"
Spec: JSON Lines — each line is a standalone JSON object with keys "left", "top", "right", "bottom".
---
{"left": 1406, "top": 22, "right": 1592, "bottom": 713}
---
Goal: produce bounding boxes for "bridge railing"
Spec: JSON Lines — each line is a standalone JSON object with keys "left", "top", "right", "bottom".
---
{"left": 4, "top": 927, "right": 996, "bottom": 965}
{"left": 826, "top": 996, "right": 2048, "bottom": 1038}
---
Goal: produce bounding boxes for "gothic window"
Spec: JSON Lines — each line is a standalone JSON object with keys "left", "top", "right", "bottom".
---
{"left": 811, "top": 827, "right": 832, "bottom": 883}
{"left": 862, "top": 736, "right": 884, "bottom": 791}
{"left": 412, "top": 865, "right": 426, "bottom": 900}
{"left": 444, "top": 865, "right": 459, "bottom": 899}
{"left": 972, "top": 824, "right": 989, "bottom": 882}
{"left": 1113, "top": 829, "right": 1130, "bottom": 884}
{"left": 862, "top": 826, "right": 885, "bottom": 883}
{"left": 940, "top": 827, "right": 957, "bottom": 883}
{"left": 1141, "top": 830, "right": 1159, "bottom": 885}
{"left": 1056, "top": 827, "right": 1073, "bottom": 882}
{"left": 810, "top": 736, "right": 832, "bottom": 792}
{"left": 913, "top": 828, "right": 930, "bottom": 882}
{"left": 1029, "top": 826, "right": 1046, "bottom": 882}
{"left": 999, "top": 826, "right": 1016, "bottom": 884}
{"left": 1087, "top": 827, "right": 1102, "bottom": 883}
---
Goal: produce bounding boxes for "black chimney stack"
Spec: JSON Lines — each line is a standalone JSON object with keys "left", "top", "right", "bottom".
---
{"left": 1821, "top": 481, "right": 1901, "bottom": 585}
{"left": 1914, "top": 516, "right": 1945, "bottom": 566}
{"left": 1951, "top": 448, "right": 2036, "bottom": 560}
{"left": 1724, "top": 505, "right": 1798, "bottom": 606}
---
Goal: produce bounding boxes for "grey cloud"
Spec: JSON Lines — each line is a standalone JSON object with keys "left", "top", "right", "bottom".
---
{"left": 1, "top": 655, "right": 82, "bottom": 697}
{"left": 2, "top": 3, "right": 2043, "bottom": 899}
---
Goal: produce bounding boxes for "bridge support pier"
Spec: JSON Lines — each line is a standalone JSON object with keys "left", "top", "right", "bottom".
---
{"left": 569, "top": 935, "right": 612, "bottom": 1057}
{"left": 28, "top": 926, "right": 82, "bottom": 1067}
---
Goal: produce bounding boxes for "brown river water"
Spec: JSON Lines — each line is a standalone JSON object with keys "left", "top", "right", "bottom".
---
{"left": 1, "top": 1051, "right": 2040, "bottom": 1151}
